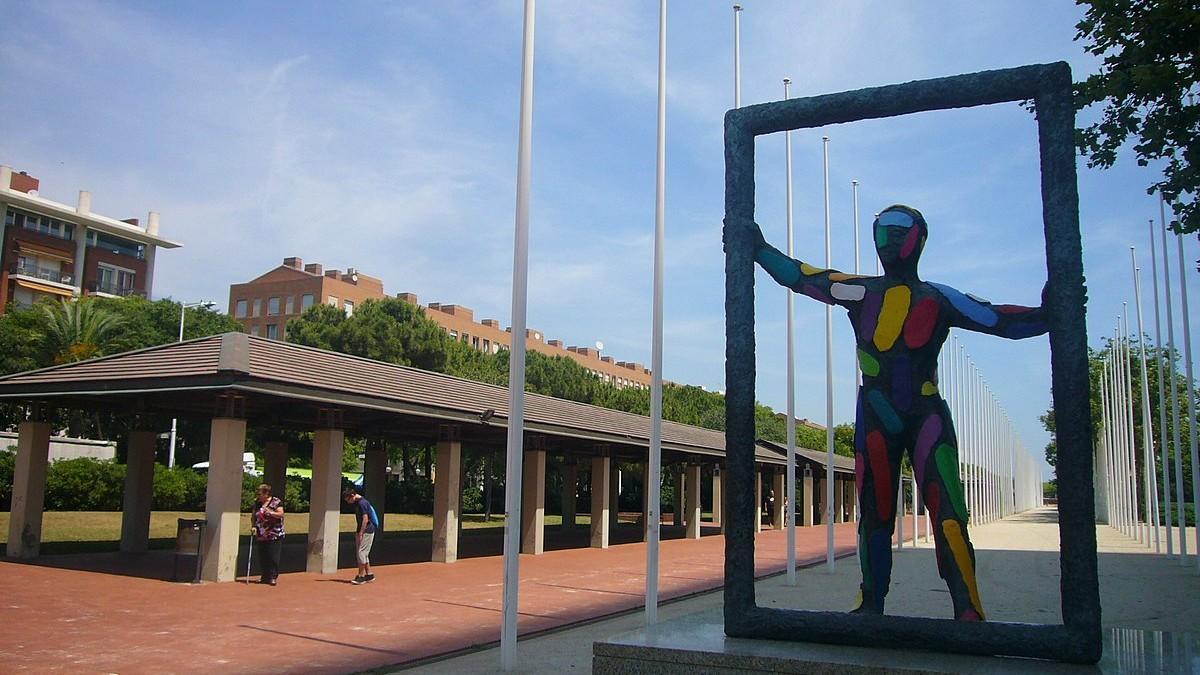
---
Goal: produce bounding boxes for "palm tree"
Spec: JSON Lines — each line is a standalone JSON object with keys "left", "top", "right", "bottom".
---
{"left": 38, "top": 298, "right": 124, "bottom": 364}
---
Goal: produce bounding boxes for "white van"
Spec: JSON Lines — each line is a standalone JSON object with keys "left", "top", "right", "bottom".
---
{"left": 191, "top": 452, "right": 259, "bottom": 474}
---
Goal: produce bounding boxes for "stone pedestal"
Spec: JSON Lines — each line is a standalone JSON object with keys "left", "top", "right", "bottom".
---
{"left": 7, "top": 421, "right": 50, "bottom": 559}
{"left": 433, "top": 437, "right": 462, "bottom": 562}
{"left": 202, "top": 418, "right": 247, "bottom": 582}
{"left": 591, "top": 455, "right": 611, "bottom": 548}
{"left": 521, "top": 448, "right": 546, "bottom": 554}
{"left": 120, "top": 430, "right": 157, "bottom": 553}
{"left": 307, "top": 428, "right": 344, "bottom": 574}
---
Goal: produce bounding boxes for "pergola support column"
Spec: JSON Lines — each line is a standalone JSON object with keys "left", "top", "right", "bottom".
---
{"left": 432, "top": 428, "right": 462, "bottom": 562}
{"left": 6, "top": 419, "right": 51, "bottom": 559}
{"left": 263, "top": 441, "right": 288, "bottom": 500}
{"left": 561, "top": 460, "right": 577, "bottom": 528}
{"left": 672, "top": 465, "right": 683, "bottom": 526}
{"left": 609, "top": 461, "right": 621, "bottom": 531}
{"left": 755, "top": 466, "right": 763, "bottom": 533}
{"left": 120, "top": 430, "right": 158, "bottom": 553}
{"left": 802, "top": 467, "right": 814, "bottom": 527}
{"left": 685, "top": 463, "right": 701, "bottom": 540}
{"left": 521, "top": 446, "right": 546, "bottom": 554}
{"left": 834, "top": 475, "right": 845, "bottom": 523}
{"left": 202, "top": 416, "right": 247, "bottom": 582}
{"left": 307, "top": 424, "right": 344, "bottom": 574}
{"left": 590, "top": 454, "right": 611, "bottom": 548}
{"left": 772, "top": 468, "right": 786, "bottom": 530}
{"left": 711, "top": 466, "right": 722, "bottom": 526}
{"left": 364, "top": 438, "right": 388, "bottom": 532}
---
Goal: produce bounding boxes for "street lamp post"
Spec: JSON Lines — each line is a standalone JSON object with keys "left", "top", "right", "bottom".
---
{"left": 168, "top": 300, "right": 215, "bottom": 468}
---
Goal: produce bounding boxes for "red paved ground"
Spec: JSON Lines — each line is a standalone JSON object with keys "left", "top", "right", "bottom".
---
{"left": 0, "top": 522, "right": 857, "bottom": 674}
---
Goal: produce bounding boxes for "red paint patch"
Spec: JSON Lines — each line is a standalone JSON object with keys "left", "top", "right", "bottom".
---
{"left": 996, "top": 304, "right": 1035, "bottom": 314}
{"left": 903, "top": 297, "right": 939, "bottom": 349}
{"left": 867, "top": 431, "right": 893, "bottom": 520}
{"left": 900, "top": 226, "right": 921, "bottom": 258}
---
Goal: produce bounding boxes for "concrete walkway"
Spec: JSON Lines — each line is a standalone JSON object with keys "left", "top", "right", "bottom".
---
{"left": 0, "top": 521, "right": 857, "bottom": 673}
{"left": 408, "top": 508, "right": 1200, "bottom": 674}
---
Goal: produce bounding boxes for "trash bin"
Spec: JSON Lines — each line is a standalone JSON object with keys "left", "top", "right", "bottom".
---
{"left": 173, "top": 518, "right": 206, "bottom": 583}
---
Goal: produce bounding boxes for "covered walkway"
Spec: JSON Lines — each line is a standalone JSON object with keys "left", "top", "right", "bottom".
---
{"left": 0, "top": 333, "right": 856, "bottom": 582}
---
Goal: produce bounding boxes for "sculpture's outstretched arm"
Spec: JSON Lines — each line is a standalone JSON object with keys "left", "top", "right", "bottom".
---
{"left": 930, "top": 281, "right": 1048, "bottom": 339}
{"left": 734, "top": 219, "right": 867, "bottom": 307}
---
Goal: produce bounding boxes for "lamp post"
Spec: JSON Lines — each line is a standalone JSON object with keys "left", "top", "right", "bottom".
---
{"left": 167, "top": 300, "right": 214, "bottom": 468}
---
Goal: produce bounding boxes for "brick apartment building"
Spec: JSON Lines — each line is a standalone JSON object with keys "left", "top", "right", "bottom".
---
{"left": 0, "top": 165, "right": 180, "bottom": 312}
{"left": 230, "top": 257, "right": 653, "bottom": 389}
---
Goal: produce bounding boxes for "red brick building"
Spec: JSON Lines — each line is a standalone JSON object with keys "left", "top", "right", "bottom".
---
{"left": 230, "top": 257, "right": 653, "bottom": 389}
{"left": 0, "top": 165, "right": 180, "bottom": 312}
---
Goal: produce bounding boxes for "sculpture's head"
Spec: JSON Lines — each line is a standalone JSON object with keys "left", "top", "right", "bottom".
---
{"left": 874, "top": 204, "right": 927, "bottom": 276}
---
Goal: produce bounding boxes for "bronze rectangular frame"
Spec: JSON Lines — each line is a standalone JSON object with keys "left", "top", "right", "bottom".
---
{"left": 721, "top": 62, "right": 1101, "bottom": 664}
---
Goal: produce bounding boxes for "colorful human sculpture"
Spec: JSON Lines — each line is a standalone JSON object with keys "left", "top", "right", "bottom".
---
{"left": 748, "top": 204, "right": 1047, "bottom": 621}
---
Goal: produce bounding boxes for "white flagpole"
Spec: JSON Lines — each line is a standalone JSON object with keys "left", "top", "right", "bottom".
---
{"left": 1161, "top": 209, "right": 1188, "bottom": 562}
{"left": 732, "top": 5, "right": 742, "bottom": 108}
{"left": 645, "top": 0, "right": 666, "bottom": 627}
{"left": 1150, "top": 218, "right": 1174, "bottom": 555}
{"left": 784, "top": 77, "right": 797, "bottom": 585}
{"left": 1173, "top": 230, "right": 1200, "bottom": 570}
{"left": 501, "top": 1, "right": 535, "bottom": 668}
{"left": 822, "top": 135, "right": 835, "bottom": 569}
{"left": 1132, "top": 250, "right": 1162, "bottom": 552}
{"left": 1123, "top": 305, "right": 1142, "bottom": 541}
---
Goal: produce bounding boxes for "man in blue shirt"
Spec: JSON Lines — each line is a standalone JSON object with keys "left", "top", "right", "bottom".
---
{"left": 343, "top": 488, "right": 378, "bottom": 585}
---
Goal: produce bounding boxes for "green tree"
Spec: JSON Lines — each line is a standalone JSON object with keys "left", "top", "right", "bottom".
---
{"left": 38, "top": 297, "right": 124, "bottom": 364}
{"left": 1074, "top": 0, "right": 1199, "bottom": 232}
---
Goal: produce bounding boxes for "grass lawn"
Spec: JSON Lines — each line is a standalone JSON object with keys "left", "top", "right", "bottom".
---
{"left": 0, "top": 511, "right": 592, "bottom": 554}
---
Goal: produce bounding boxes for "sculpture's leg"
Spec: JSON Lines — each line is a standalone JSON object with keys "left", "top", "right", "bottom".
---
{"left": 852, "top": 394, "right": 900, "bottom": 614}
{"left": 915, "top": 403, "right": 985, "bottom": 621}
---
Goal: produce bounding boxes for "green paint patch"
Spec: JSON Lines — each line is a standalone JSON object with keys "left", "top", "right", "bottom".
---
{"left": 935, "top": 444, "right": 967, "bottom": 521}
{"left": 858, "top": 349, "right": 880, "bottom": 376}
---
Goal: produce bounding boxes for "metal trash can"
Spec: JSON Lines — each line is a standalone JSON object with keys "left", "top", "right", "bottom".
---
{"left": 173, "top": 518, "right": 205, "bottom": 583}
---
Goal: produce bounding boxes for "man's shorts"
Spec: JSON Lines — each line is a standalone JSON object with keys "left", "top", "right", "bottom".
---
{"left": 357, "top": 532, "right": 375, "bottom": 565}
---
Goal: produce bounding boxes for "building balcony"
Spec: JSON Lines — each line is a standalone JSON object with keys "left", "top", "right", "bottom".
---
{"left": 89, "top": 281, "right": 144, "bottom": 298}
{"left": 11, "top": 262, "right": 72, "bottom": 285}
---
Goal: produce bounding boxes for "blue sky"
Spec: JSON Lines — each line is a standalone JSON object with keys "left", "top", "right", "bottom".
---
{"left": 1, "top": 1, "right": 1196, "bottom": 478}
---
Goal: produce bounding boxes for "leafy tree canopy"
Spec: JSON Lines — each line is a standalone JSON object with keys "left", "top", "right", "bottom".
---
{"left": 1074, "top": 0, "right": 1199, "bottom": 232}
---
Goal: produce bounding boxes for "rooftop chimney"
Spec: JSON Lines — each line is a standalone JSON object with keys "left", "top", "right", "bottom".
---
{"left": 481, "top": 319, "right": 500, "bottom": 328}
{"left": 283, "top": 257, "right": 303, "bottom": 270}
{"left": 147, "top": 211, "right": 160, "bottom": 236}
{"left": 77, "top": 190, "right": 91, "bottom": 214}
{"left": 397, "top": 292, "right": 419, "bottom": 304}
{"left": 304, "top": 263, "right": 323, "bottom": 276}
{"left": 3, "top": 167, "right": 39, "bottom": 194}
{"left": 325, "top": 269, "right": 342, "bottom": 281}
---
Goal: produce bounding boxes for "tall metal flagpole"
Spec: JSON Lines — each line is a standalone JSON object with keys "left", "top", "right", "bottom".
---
{"left": 822, "top": 135, "right": 835, "bottom": 569}
{"left": 1132, "top": 251, "right": 1162, "bottom": 552}
{"left": 1123, "top": 305, "right": 1142, "bottom": 540}
{"left": 1174, "top": 230, "right": 1200, "bottom": 570}
{"left": 784, "top": 77, "right": 798, "bottom": 585}
{"left": 733, "top": 5, "right": 741, "bottom": 108}
{"left": 645, "top": 0, "right": 667, "bottom": 627}
{"left": 500, "top": 1, "right": 535, "bottom": 667}
{"left": 1150, "top": 218, "right": 1174, "bottom": 554}
{"left": 1161, "top": 209, "right": 1188, "bottom": 562}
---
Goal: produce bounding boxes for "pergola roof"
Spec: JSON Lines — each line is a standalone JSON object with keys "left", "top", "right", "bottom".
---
{"left": 0, "top": 333, "right": 803, "bottom": 465}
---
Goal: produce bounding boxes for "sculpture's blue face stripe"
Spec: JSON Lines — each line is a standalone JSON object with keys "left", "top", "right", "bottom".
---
{"left": 877, "top": 211, "right": 915, "bottom": 229}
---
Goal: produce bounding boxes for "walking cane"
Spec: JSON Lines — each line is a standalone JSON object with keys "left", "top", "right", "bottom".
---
{"left": 245, "top": 531, "right": 254, "bottom": 584}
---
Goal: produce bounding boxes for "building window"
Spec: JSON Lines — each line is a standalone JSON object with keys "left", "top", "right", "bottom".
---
{"left": 96, "top": 263, "right": 135, "bottom": 295}
{"left": 473, "top": 337, "right": 480, "bottom": 350}
{"left": 328, "top": 295, "right": 338, "bottom": 307}
{"left": 343, "top": 299, "right": 354, "bottom": 316}
{"left": 7, "top": 207, "right": 74, "bottom": 240}
{"left": 301, "top": 294, "right": 314, "bottom": 311}
{"left": 268, "top": 297, "right": 280, "bottom": 315}
{"left": 483, "top": 339, "right": 490, "bottom": 352}
{"left": 266, "top": 324, "right": 278, "bottom": 340}
{"left": 235, "top": 300, "right": 248, "bottom": 318}
{"left": 86, "top": 230, "right": 145, "bottom": 259}
{"left": 461, "top": 332, "right": 469, "bottom": 343}
{"left": 449, "top": 330, "right": 458, "bottom": 340}
{"left": 252, "top": 299, "right": 261, "bottom": 317}
{"left": 250, "top": 325, "right": 261, "bottom": 336}
{"left": 285, "top": 296, "right": 294, "bottom": 314}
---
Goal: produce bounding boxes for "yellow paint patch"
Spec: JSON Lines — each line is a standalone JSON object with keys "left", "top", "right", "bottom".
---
{"left": 828, "top": 272, "right": 869, "bottom": 281}
{"left": 800, "top": 262, "right": 827, "bottom": 276}
{"left": 873, "top": 285, "right": 911, "bottom": 352}
{"left": 942, "top": 520, "right": 985, "bottom": 619}
{"left": 921, "top": 381, "right": 939, "bottom": 395}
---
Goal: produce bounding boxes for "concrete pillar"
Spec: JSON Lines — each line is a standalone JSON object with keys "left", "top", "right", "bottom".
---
{"left": 364, "top": 439, "right": 388, "bottom": 532}
{"left": 834, "top": 476, "right": 845, "bottom": 523}
{"left": 521, "top": 448, "right": 546, "bottom": 554}
{"left": 120, "top": 430, "right": 157, "bottom": 553}
{"left": 307, "top": 428, "right": 344, "bottom": 574}
{"left": 844, "top": 479, "right": 857, "bottom": 522}
{"left": 590, "top": 455, "right": 611, "bottom": 548}
{"left": 772, "top": 468, "right": 786, "bottom": 530}
{"left": 432, "top": 435, "right": 462, "bottom": 562}
{"left": 642, "top": 461, "right": 652, "bottom": 539}
{"left": 802, "top": 467, "right": 814, "bottom": 527}
{"left": 685, "top": 464, "right": 701, "bottom": 540}
{"left": 672, "top": 466, "right": 683, "bottom": 526}
{"left": 755, "top": 466, "right": 763, "bottom": 533}
{"left": 263, "top": 441, "right": 288, "bottom": 502}
{"left": 817, "top": 477, "right": 828, "bottom": 526}
{"left": 711, "top": 466, "right": 722, "bottom": 526}
{"left": 6, "top": 421, "right": 51, "bottom": 559}
{"left": 201, "top": 418, "right": 247, "bottom": 582}
{"left": 609, "top": 463, "right": 621, "bottom": 531}
{"left": 561, "top": 460, "right": 577, "bottom": 528}
{"left": 719, "top": 464, "right": 728, "bottom": 534}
